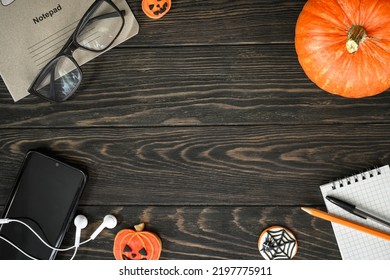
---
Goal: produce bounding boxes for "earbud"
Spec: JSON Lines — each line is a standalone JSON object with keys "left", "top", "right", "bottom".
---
{"left": 90, "top": 214, "right": 117, "bottom": 240}
{"left": 74, "top": 215, "right": 88, "bottom": 248}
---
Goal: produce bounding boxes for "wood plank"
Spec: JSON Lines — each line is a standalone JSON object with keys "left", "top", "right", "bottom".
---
{"left": 55, "top": 206, "right": 340, "bottom": 260}
{"left": 1, "top": 45, "right": 390, "bottom": 127}
{"left": 0, "top": 125, "right": 388, "bottom": 206}
{"left": 125, "top": 0, "right": 306, "bottom": 46}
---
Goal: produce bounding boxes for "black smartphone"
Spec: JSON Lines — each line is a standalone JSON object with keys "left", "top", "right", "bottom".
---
{"left": 0, "top": 151, "right": 87, "bottom": 260}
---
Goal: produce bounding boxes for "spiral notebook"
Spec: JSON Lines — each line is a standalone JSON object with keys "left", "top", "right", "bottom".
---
{"left": 320, "top": 165, "right": 390, "bottom": 260}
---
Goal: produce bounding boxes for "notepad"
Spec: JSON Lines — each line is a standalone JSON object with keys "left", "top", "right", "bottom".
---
{"left": 0, "top": 0, "right": 139, "bottom": 101}
{"left": 320, "top": 165, "right": 390, "bottom": 260}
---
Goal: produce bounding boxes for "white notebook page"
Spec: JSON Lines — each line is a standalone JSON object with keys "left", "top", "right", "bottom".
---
{"left": 320, "top": 165, "right": 390, "bottom": 259}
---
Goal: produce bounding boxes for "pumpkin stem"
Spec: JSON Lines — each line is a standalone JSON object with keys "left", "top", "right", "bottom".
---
{"left": 134, "top": 223, "right": 145, "bottom": 232}
{"left": 346, "top": 25, "right": 367, "bottom": 54}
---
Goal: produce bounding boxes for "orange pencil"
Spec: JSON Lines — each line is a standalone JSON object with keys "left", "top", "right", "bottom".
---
{"left": 301, "top": 207, "right": 390, "bottom": 242}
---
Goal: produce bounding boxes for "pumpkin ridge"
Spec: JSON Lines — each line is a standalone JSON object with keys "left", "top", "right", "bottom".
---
{"left": 138, "top": 231, "right": 162, "bottom": 259}
{"left": 137, "top": 234, "right": 150, "bottom": 260}
{"left": 359, "top": 0, "right": 385, "bottom": 27}
{"left": 297, "top": 37, "right": 346, "bottom": 56}
{"left": 120, "top": 233, "right": 137, "bottom": 259}
{"left": 333, "top": 0, "right": 358, "bottom": 24}
{"left": 364, "top": 41, "right": 390, "bottom": 61}
{"left": 114, "top": 231, "right": 129, "bottom": 259}
{"left": 361, "top": 42, "right": 390, "bottom": 78}
{"left": 126, "top": 233, "right": 148, "bottom": 260}
{"left": 140, "top": 232, "right": 162, "bottom": 247}
{"left": 139, "top": 232, "right": 156, "bottom": 259}
{"left": 300, "top": 8, "right": 349, "bottom": 30}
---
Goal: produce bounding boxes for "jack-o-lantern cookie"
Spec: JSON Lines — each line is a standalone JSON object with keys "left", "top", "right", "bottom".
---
{"left": 113, "top": 223, "right": 162, "bottom": 260}
{"left": 142, "top": 0, "right": 171, "bottom": 19}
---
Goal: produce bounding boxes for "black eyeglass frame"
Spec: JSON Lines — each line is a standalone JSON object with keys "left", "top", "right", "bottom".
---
{"left": 28, "top": 0, "right": 125, "bottom": 103}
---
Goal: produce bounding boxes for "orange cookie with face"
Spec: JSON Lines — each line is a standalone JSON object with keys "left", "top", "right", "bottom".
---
{"left": 113, "top": 223, "right": 162, "bottom": 260}
{"left": 142, "top": 0, "right": 171, "bottom": 19}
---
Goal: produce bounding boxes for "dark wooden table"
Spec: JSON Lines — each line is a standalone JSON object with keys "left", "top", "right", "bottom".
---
{"left": 1, "top": 0, "right": 389, "bottom": 260}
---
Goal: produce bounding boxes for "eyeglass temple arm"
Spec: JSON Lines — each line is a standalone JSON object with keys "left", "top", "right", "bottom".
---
{"left": 79, "top": 10, "right": 126, "bottom": 31}
{"left": 92, "top": 10, "right": 125, "bottom": 22}
{"left": 49, "top": 66, "right": 56, "bottom": 101}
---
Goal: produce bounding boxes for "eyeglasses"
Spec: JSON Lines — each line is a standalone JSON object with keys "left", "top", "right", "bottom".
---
{"left": 28, "top": 0, "right": 125, "bottom": 103}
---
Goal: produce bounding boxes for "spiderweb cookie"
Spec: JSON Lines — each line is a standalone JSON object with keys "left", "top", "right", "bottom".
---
{"left": 258, "top": 226, "right": 298, "bottom": 260}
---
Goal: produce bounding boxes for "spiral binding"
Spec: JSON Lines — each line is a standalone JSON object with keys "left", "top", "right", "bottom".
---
{"left": 331, "top": 166, "right": 382, "bottom": 190}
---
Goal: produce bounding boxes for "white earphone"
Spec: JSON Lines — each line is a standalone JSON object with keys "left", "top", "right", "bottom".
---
{"left": 90, "top": 214, "right": 117, "bottom": 240}
{"left": 74, "top": 214, "right": 88, "bottom": 248}
{"left": 0, "top": 214, "right": 117, "bottom": 260}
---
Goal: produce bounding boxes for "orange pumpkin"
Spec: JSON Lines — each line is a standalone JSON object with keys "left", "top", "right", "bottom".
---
{"left": 295, "top": 0, "right": 390, "bottom": 98}
{"left": 142, "top": 0, "right": 171, "bottom": 19}
{"left": 113, "top": 223, "right": 162, "bottom": 260}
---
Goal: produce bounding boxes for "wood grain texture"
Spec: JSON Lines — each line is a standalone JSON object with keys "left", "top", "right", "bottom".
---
{"left": 1, "top": 45, "right": 390, "bottom": 127}
{"left": 55, "top": 206, "right": 340, "bottom": 260}
{"left": 0, "top": 0, "right": 387, "bottom": 260}
{"left": 124, "top": 0, "right": 306, "bottom": 46}
{"left": 0, "top": 125, "right": 389, "bottom": 206}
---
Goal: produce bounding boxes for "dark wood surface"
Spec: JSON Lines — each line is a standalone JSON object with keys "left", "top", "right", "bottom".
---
{"left": 1, "top": 0, "right": 389, "bottom": 260}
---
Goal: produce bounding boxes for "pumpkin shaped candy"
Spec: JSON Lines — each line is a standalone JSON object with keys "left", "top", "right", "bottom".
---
{"left": 113, "top": 223, "right": 162, "bottom": 260}
{"left": 142, "top": 0, "right": 171, "bottom": 19}
{"left": 295, "top": 0, "right": 390, "bottom": 98}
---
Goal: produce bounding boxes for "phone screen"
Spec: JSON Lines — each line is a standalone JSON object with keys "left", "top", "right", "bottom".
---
{"left": 0, "top": 151, "right": 87, "bottom": 260}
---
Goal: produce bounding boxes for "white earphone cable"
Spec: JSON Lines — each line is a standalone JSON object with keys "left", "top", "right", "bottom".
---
{"left": 0, "top": 219, "right": 93, "bottom": 260}
{"left": 0, "top": 214, "right": 116, "bottom": 260}
{"left": 6, "top": 219, "right": 77, "bottom": 251}
{"left": 70, "top": 247, "right": 78, "bottom": 260}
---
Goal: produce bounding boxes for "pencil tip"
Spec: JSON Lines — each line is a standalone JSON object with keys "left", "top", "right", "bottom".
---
{"left": 301, "top": 207, "right": 310, "bottom": 214}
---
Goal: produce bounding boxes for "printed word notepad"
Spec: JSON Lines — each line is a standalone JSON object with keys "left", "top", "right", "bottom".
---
{"left": 320, "top": 165, "right": 390, "bottom": 260}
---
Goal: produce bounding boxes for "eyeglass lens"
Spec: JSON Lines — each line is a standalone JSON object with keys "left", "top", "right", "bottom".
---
{"left": 76, "top": 1, "right": 123, "bottom": 51}
{"left": 33, "top": 0, "right": 124, "bottom": 102}
{"left": 35, "top": 56, "right": 81, "bottom": 102}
